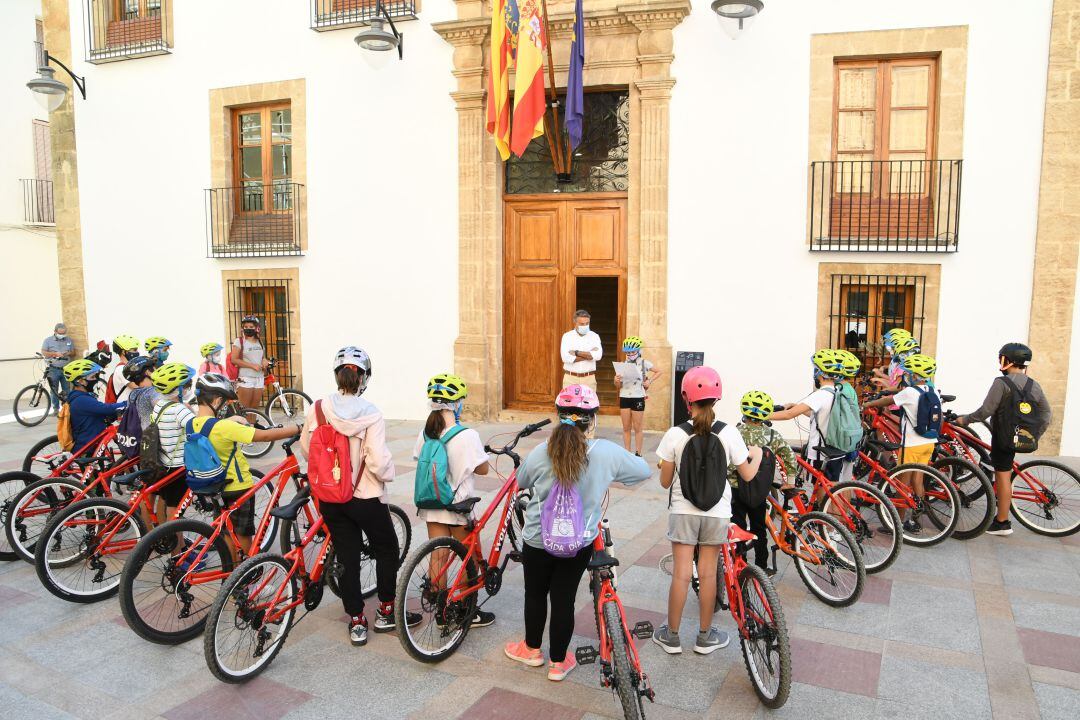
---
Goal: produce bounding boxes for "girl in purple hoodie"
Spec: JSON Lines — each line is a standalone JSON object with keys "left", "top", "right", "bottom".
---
{"left": 299, "top": 346, "right": 416, "bottom": 646}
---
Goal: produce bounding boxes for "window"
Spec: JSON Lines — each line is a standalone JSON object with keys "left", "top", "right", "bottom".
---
{"left": 827, "top": 272, "right": 926, "bottom": 373}
{"left": 85, "top": 0, "right": 170, "bottom": 63}
{"left": 233, "top": 104, "right": 293, "bottom": 212}
{"left": 33, "top": 120, "right": 51, "bottom": 182}
{"left": 225, "top": 278, "right": 299, "bottom": 395}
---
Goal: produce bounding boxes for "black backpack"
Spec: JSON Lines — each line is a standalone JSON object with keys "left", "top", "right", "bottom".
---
{"left": 139, "top": 401, "right": 177, "bottom": 479}
{"left": 992, "top": 376, "right": 1040, "bottom": 453}
{"left": 672, "top": 421, "right": 727, "bottom": 511}
{"left": 737, "top": 446, "right": 777, "bottom": 509}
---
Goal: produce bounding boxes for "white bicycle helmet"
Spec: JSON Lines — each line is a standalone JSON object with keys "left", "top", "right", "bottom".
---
{"left": 334, "top": 346, "right": 372, "bottom": 393}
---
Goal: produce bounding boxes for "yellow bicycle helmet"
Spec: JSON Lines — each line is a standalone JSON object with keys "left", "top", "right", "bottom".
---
{"left": 740, "top": 390, "right": 774, "bottom": 421}
{"left": 622, "top": 336, "right": 643, "bottom": 352}
{"left": 145, "top": 336, "right": 172, "bottom": 353}
{"left": 427, "top": 373, "right": 468, "bottom": 402}
{"left": 151, "top": 362, "right": 195, "bottom": 394}
{"left": 901, "top": 353, "right": 937, "bottom": 380}
{"left": 113, "top": 334, "right": 140, "bottom": 352}
{"left": 835, "top": 349, "right": 862, "bottom": 378}
{"left": 892, "top": 336, "right": 920, "bottom": 355}
{"left": 200, "top": 342, "right": 224, "bottom": 358}
{"left": 63, "top": 359, "right": 103, "bottom": 384}
{"left": 882, "top": 328, "right": 911, "bottom": 345}
{"left": 812, "top": 348, "right": 844, "bottom": 377}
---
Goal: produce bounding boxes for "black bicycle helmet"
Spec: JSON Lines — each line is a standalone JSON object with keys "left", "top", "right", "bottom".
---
{"left": 998, "top": 342, "right": 1032, "bottom": 367}
{"left": 122, "top": 355, "right": 154, "bottom": 384}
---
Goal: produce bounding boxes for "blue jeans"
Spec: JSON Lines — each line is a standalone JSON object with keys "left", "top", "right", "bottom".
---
{"left": 46, "top": 366, "right": 70, "bottom": 409}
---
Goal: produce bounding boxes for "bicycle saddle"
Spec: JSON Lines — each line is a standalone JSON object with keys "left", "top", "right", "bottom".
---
{"left": 270, "top": 488, "right": 311, "bottom": 520}
{"left": 73, "top": 456, "right": 107, "bottom": 468}
{"left": 813, "top": 445, "right": 848, "bottom": 460}
{"left": 728, "top": 524, "right": 757, "bottom": 543}
{"left": 940, "top": 394, "right": 956, "bottom": 403}
{"left": 446, "top": 497, "right": 483, "bottom": 515}
{"left": 192, "top": 480, "right": 229, "bottom": 496}
{"left": 791, "top": 444, "right": 805, "bottom": 456}
{"left": 866, "top": 438, "right": 901, "bottom": 452}
{"left": 111, "top": 468, "right": 153, "bottom": 486}
{"left": 588, "top": 550, "right": 619, "bottom": 569}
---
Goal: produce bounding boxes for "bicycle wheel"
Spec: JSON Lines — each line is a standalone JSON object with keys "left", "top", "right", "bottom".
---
{"left": 876, "top": 464, "right": 959, "bottom": 547}
{"left": 602, "top": 600, "right": 644, "bottom": 720}
{"left": 1010, "top": 460, "right": 1080, "bottom": 537}
{"left": 934, "top": 456, "right": 994, "bottom": 540}
{"left": 239, "top": 410, "right": 275, "bottom": 459}
{"left": 821, "top": 481, "right": 902, "bottom": 574}
{"left": 14, "top": 384, "right": 51, "bottom": 427}
{"left": 265, "top": 390, "right": 312, "bottom": 427}
{"left": 509, "top": 488, "right": 532, "bottom": 555}
{"left": 119, "top": 519, "right": 234, "bottom": 644}
{"left": 395, "top": 536, "right": 479, "bottom": 663}
{"left": 5, "top": 476, "right": 85, "bottom": 564}
{"left": 0, "top": 473, "right": 35, "bottom": 561}
{"left": 204, "top": 553, "right": 298, "bottom": 683}
{"left": 35, "top": 497, "right": 146, "bottom": 603}
{"left": 738, "top": 563, "right": 791, "bottom": 709}
{"left": 792, "top": 512, "right": 865, "bottom": 608}
{"left": 358, "top": 504, "right": 412, "bottom": 598}
{"left": 22, "top": 435, "right": 64, "bottom": 474}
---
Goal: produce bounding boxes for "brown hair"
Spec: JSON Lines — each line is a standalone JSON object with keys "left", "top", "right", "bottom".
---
{"left": 549, "top": 421, "right": 589, "bottom": 488}
{"left": 690, "top": 399, "right": 716, "bottom": 437}
{"left": 424, "top": 410, "right": 448, "bottom": 440}
{"left": 335, "top": 365, "right": 361, "bottom": 394}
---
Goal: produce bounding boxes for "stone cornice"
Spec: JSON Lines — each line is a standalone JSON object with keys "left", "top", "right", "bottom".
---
{"left": 432, "top": 18, "right": 489, "bottom": 46}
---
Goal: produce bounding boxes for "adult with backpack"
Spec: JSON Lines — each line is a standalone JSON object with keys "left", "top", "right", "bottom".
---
{"left": 229, "top": 315, "right": 268, "bottom": 412}
{"left": 298, "top": 347, "right": 408, "bottom": 648}
{"left": 411, "top": 373, "right": 496, "bottom": 628}
{"left": 653, "top": 367, "right": 763, "bottom": 656}
{"left": 729, "top": 390, "right": 797, "bottom": 576}
{"left": 61, "top": 359, "right": 127, "bottom": 455}
{"left": 504, "top": 385, "right": 649, "bottom": 681}
{"left": 956, "top": 342, "right": 1051, "bottom": 536}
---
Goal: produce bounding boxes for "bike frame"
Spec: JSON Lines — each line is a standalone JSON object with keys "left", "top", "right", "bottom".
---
{"left": 719, "top": 537, "right": 774, "bottom": 641}
{"left": 14, "top": 455, "right": 138, "bottom": 527}
{"left": 33, "top": 426, "right": 119, "bottom": 479}
{"left": 590, "top": 530, "right": 649, "bottom": 686}
{"left": 763, "top": 491, "right": 828, "bottom": 566}
{"left": 945, "top": 421, "right": 1053, "bottom": 505}
{"left": 442, "top": 472, "right": 520, "bottom": 604}
{"left": 251, "top": 510, "right": 332, "bottom": 625}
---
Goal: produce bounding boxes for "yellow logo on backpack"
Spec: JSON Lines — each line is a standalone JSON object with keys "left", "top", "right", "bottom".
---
{"left": 1018, "top": 402, "right": 1032, "bottom": 415}
{"left": 57, "top": 403, "right": 74, "bottom": 452}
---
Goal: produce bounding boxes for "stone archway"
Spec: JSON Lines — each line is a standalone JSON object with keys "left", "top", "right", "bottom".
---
{"left": 434, "top": 0, "right": 690, "bottom": 431}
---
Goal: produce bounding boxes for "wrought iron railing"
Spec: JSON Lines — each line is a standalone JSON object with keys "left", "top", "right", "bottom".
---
{"left": 205, "top": 183, "right": 305, "bottom": 258}
{"left": 21, "top": 179, "right": 55, "bottom": 225}
{"left": 808, "top": 159, "right": 962, "bottom": 252}
{"left": 84, "top": 0, "right": 170, "bottom": 63}
{"left": 310, "top": 0, "right": 417, "bottom": 31}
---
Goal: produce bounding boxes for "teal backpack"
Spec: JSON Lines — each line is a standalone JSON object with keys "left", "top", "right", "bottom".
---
{"left": 414, "top": 425, "right": 468, "bottom": 510}
{"left": 824, "top": 382, "right": 863, "bottom": 454}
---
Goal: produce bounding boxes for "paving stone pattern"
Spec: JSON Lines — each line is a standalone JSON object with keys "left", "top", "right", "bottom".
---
{"left": 1, "top": 420, "right": 1079, "bottom": 719}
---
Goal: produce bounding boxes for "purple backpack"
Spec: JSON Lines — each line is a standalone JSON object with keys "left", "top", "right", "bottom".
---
{"left": 540, "top": 442, "right": 594, "bottom": 558}
{"left": 115, "top": 405, "right": 143, "bottom": 459}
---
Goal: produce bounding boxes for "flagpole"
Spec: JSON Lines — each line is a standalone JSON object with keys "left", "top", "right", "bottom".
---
{"left": 539, "top": 0, "right": 567, "bottom": 176}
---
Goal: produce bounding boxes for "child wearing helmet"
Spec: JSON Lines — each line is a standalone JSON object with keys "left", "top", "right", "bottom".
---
{"left": 729, "top": 390, "right": 798, "bottom": 575}
{"left": 505, "top": 385, "right": 650, "bottom": 681}
{"left": 198, "top": 343, "right": 226, "bottom": 376}
{"left": 653, "top": 367, "right": 763, "bottom": 656}
{"left": 231, "top": 316, "right": 268, "bottom": 411}
{"left": 106, "top": 334, "right": 141, "bottom": 404}
{"left": 955, "top": 342, "right": 1051, "bottom": 536}
{"left": 122, "top": 356, "right": 162, "bottom": 431}
{"left": 145, "top": 336, "right": 172, "bottom": 368}
{"left": 411, "top": 373, "right": 496, "bottom": 629}
{"left": 872, "top": 331, "right": 917, "bottom": 392}
{"left": 63, "top": 359, "right": 127, "bottom": 454}
{"left": 770, "top": 350, "right": 848, "bottom": 481}
{"left": 614, "top": 336, "right": 660, "bottom": 455}
{"left": 147, "top": 363, "right": 200, "bottom": 515}
{"left": 298, "top": 346, "right": 401, "bottom": 648}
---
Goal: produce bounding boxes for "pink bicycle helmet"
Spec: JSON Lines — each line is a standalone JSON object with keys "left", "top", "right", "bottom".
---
{"left": 555, "top": 384, "right": 600, "bottom": 413}
{"left": 681, "top": 366, "right": 722, "bottom": 408}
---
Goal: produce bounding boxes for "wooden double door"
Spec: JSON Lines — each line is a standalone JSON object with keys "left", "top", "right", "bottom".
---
{"left": 503, "top": 195, "right": 627, "bottom": 412}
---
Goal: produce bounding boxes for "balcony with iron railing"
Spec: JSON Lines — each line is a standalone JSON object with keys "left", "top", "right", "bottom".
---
{"left": 21, "top": 179, "right": 55, "bottom": 225}
{"left": 310, "top": 0, "right": 417, "bottom": 31}
{"left": 808, "top": 159, "right": 963, "bottom": 252}
{"left": 205, "top": 183, "right": 305, "bottom": 258}
{"left": 85, "top": 0, "right": 171, "bottom": 63}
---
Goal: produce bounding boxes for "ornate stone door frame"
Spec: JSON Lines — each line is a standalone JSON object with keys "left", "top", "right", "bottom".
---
{"left": 434, "top": 1, "right": 690, "bottom": 431}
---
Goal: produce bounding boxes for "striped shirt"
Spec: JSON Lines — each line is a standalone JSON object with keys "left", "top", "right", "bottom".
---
{"left": 150, "top": 398, "right": 196, "bottom": 468}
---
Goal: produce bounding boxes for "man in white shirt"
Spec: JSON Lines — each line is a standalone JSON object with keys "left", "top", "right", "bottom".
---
{"left": 560, "top": 310, "right": 602, "bottom": 390}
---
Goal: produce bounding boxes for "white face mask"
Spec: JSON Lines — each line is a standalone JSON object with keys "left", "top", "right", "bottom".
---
{"left": 576, "top": 324, "right": 590, "bottom": 336}
{"left": 55, "top": 334, "right": 67, "bottom": 340}
{"left": 210, "top": 352, "right": 221, "bottom": 365}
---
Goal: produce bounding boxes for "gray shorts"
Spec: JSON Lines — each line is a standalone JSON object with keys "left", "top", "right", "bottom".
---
{"left": 667, "top": 514, "right": 729, "bottom": 546}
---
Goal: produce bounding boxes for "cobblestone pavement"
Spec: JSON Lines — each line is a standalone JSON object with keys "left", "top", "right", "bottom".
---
{"left": 2, "top": 419, "right": 1079, "bottom": 720}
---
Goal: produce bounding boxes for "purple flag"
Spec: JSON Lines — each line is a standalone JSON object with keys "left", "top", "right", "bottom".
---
{"left": 564, "top": 0, "right": 585, "bottom": 150}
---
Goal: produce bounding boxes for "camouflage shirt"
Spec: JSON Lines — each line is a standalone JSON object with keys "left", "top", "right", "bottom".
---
{"left": 727, "top": 421, "right": 798, "bottom": 486}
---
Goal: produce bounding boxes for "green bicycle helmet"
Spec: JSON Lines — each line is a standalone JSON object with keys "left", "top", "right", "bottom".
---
{"left": 901, "top": 353, "right": 936, "bottom": 380}
{"left": 112, "top": 334, "right": 140, "bottom": 353}
{"left": 200, "top": 342, "right": 224, "bottom": 358}
{"left": 145, "top": 336, "right": 172, "bottom": 353}
{"left": 740, "top": 390, "right": 774, "bottom": 421}
{"left": 892, "top": 336, "right": 920, "bottom": 355}
{"left": 622, "top": 336, "right": 643, "bottom": 352}
{"left": 63, "top": 359, "right": 103, "bottom": 384}
{"left": 150, "top": 362, "right": 195, "bottom": 394}
{"left": 835, "top": 349, "right": 862, "bottom": 378}
{"left": 882, "top": 328, "right": 912, "bottom": 345}
{"left": 812, "top": 349, "right": 844, "bottom": 377}
{"left": 427, "top": 373, "right": 468, "bottom": 402}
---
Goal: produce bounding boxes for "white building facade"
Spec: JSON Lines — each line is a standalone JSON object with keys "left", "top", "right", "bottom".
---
{"left": 20, "top": 0, "right": 1080, "bottom": 453}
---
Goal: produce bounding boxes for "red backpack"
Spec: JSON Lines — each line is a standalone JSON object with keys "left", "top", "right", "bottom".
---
{"left": 307, "top": 400, "right": 363, "bottom": 504}
{"left": 224, "top": 339, "right": 240, "bottom": 381}
{"left": 104, "top": 361, "right": 125, "bottom": 404}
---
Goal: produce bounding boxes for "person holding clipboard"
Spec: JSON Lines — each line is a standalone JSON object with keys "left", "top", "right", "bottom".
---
{"left": 613, "top": 336, "right": 660, "bottom": 455}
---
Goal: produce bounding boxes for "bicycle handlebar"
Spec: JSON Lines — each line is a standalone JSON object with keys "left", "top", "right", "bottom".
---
{"left": 484, "top": 419, "right": 552, "bottom": 465}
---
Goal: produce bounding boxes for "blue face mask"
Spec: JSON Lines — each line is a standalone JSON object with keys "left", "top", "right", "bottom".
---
{"left": 453, "top": 401, "right": 463, "bottom": 424}
{"left": 156, "top": 350, "right": 169, "bottom": 364}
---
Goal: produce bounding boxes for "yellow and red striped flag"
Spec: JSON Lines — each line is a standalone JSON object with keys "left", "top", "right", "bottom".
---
{"left": 510, "top": 0, "right": 547, "bottom": 157}
{"left": 486, "top": 0, "right": 518, "bottom": 161}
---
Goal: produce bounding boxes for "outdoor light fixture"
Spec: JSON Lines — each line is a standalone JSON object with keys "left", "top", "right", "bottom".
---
{"left": 711, "top": 0, "right": 764, "bottom": 38}
{"left": 27, "top": 51, "right": 86, "bottom": 112}
{"left": 354, "top": 1, "right": 403, "bottom": 61}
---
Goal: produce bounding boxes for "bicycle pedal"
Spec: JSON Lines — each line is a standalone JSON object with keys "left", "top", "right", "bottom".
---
{"left": 575, "top": 645, "right": 599, "bottom": 665}
{"left": 632, "top": 621, "right": 654, "bottom": 639}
